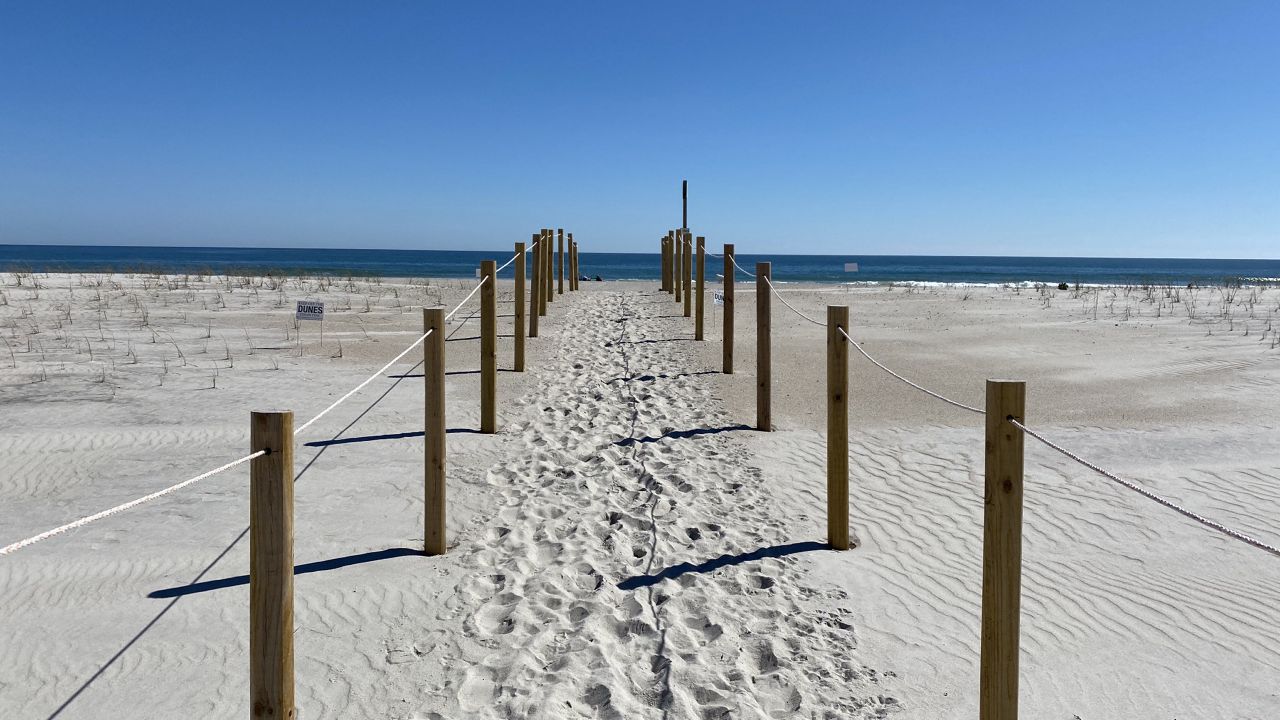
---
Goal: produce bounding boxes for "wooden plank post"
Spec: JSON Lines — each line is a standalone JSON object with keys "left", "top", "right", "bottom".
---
{"left": 545, "top": 229, "right": 554, "bottom": 304}
{"left": 514, "top": 242, "right": 526, "bottom": 370}
{"left": 980, "top": 379, "right": 1026, "bottom": 720}
{"left": 827, "top": 306, "right": 850, "bottom": 550}
{"left": 756, "top": 262, "right": 771, "bottom": 431}
{"left": 723, "top": 243, "right": 735, "bottom": 374}
{"left": 529, "top": 233, "right": 541, "bottom": 336}
{"left": 539, "top": 230, "right": 549, "bottom": 316}
{"left": 557, "top": 228, "right": 565, "bottom": 295}
{"left": 683, "top": 232, "right": 692, "bottom": 318}
{"left": 695, "top": 236, "right": 706, "bottom": 340}
{"left": 480, "top": 260, "right": 497, "bottom": 434}
{"left": 674, "top": 232, "right": 682, "bottom": 304}
{"left": 664, "top": 236, "right": 672, "bottom": 292}
{"left": 250, "top": 410, "right": 295, "bottom": 720}
{"left": 666, "top": 232, "right": 675, "bottom": 293}
{"left": 423, "top": 308, "right": 446, "bottom": 555}
{"left": 568, "top": 234, "right": 575, "bottom": 291}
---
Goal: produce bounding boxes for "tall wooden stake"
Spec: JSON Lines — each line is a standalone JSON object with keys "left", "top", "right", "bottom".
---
{"left": 480, "top": 260, "right": 497, "bottom": 434}
{"left": 250, "top": 410, "right": 295, "bottom": 720}
{"left": 756, "top": 262, "right": 771, "bottom": 431}
{"left": 557, "top": 228, "right": 565, "bottom": 295}
{"left": 529, "top": 234, "right": 541, "bottom": 336}
{"left": 981, "top": 380, "right": 1026, "bottom": 720}
{"left": 423, "top": 309, "right": 446, "bottom": 555}
{"left": 514, "top": 242, "right": 526, "bottom": 369}
{"left": 695, "top": 236, "right": 705, "bottom": 340}
{"left": 723, "top": 243, "right": 735, "bottom": 374}
{"left": 674, "top": 232, "right": 682, "bottom": 304}
{"left": 539, "top": 230, "right": 549, "bottom": 316}
{"left": 827, "top": 306, "right": 849, "bottom": 550}
{"left": 683, "top": 232, "right": 692, "bottom": 318}
{"left": 545, "top": 228, "right": 554, "bottom": 304}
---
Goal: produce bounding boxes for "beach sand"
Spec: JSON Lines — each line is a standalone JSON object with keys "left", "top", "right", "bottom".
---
{"left": 2, "top": 271, "right": 1278, "bottom": 718}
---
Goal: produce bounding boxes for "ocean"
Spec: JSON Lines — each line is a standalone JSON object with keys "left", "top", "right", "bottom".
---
{"left": 1, "top": 244, "right": 1278, "bottom": 286}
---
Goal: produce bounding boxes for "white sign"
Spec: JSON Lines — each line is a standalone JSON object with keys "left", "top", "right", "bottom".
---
{"left": 844, "top": 262, "right": 859, "bottom": 272}
{"left": 296, "top": 300, "right": 325, "bottom": 321}
{"left": 713, "top": 291, "right": 725, "bottom": 306}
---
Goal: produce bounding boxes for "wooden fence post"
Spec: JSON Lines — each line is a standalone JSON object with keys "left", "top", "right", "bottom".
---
{"left": 695, "top": 236, "right": 705, "bottom": 340}
{"left": 723, "top": 243, "right": 735, "bottom": 374}
{"left": 827, "top": 306, "right": 849, "bottom": 550}
{"left": 540, "top": 230, "right": 549, "bottom": 316}
{"left": 756, "top": 262, "right": 771, "bottom": 430}
{"left": 683, "top": 233, "right": 692, "bottom": 318}
{"left": 666, "top": 232, "right": 675, "bottom": 293}
{"left": 250, "top": 410, "right": 295, "bottom": 720}
{"left": 660, "top": 237, "right": 668, "bottom": 291}
{"left": 514, "top": 242, "right": 526, "bottom": 370}
{"left": 981, "top": 379, "right": 1026, "bottom": 720}
{"left": 529, "top": 234, "right": 541, "bottom": 336}
{"left": 480, "top": 260, "right": 497, "bottom": 434}
{"left": 674, "top": 232, "right": 682, "bottom": 304}
{"left": 568, "top": 234, "right": 576, "bottom": 291}
{"left": 557, "top": 229, "right": 565, "bottom": 295}
{"left": 545, "top": 229, "right": 554, "bottom": 304}
{"left": 424, "top": 309, "right": 446, "bottom": 555}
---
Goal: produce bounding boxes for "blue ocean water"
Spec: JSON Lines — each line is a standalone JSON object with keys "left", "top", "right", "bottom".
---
{"left": 1, "top": 244, "right": 1278, "bottom": 286}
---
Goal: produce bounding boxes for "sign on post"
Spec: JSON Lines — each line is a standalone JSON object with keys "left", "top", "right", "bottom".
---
{"left": 844, "top": 263, "right": 859, "bottom": 272}
{"left": 295, "top": 300, "right": 325, "bottom": 350}
{"left": 713, "top": 290, "right": 725, "bottom": 306}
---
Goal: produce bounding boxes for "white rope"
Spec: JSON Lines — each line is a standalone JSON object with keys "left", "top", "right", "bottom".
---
{"left": 837, "top": 326, "right": 985, "bottom": 414}
{"left": 1, "top": 257, "right": 511, "bottom": 556}
{"left": 727, "top": 253, "right": 756, "bottom": 278}
{"left": 1010, "top": 419, "right": 1280, "bottom": 557}
{"left": 763, "top": 275, "right": 825, "bottom": 327}
{"left": 0, "top": 451, "right": 265, "bottom": 556}
{"left": 496, "top": 240, "right": 536, "bottom": 274}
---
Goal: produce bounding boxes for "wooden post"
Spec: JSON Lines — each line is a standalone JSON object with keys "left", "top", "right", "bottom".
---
{"left": 423, "top": 309, "right": 446, "bottom": 555}
{"left": 570, "top": 235, "right": 577, "bottom": 290}
{"left": 683, "top": 232, "right": 692, "bottom": 318}
{"left": 514, "top": 242, "right": 526, "bottom": 370}
{"left": 980, "top": 380, "right": 1026, "bottom": 720}
{"left": 539, "top": 230, "right": 549, "bottom": 316}
{"left": 529, "top": 233, "right": 541, "bottom": 337}
{"left": 545, "top": 229, "right": 554, "bottom": 304}
{"left": 695, "top": 236, "right": 706, "bottom": 340}
{"left": 667, "top": 232, "right": 676, "bottom": 293}
{"left": 827, "top": 306, "right": 850, "bottom": 550}
{"left": 662, "top": 236, "right": 671, "bottom": 292}
{"left": 674, "top": 232, "right": 682, "bottom": 303}
{"left": 480, "top": 260, "right": 497, "bottom": 434}
{"left": 723, "top": 243, "right": 735, "bottom": 374}
{"left": 250, "top": 410, "right": 295, "bottom": 720}
{"left": 557, "top": 229, "right": 565, "bottom": 295}
{"left": 756, "top": 262, "right": 771, "bottom": 431}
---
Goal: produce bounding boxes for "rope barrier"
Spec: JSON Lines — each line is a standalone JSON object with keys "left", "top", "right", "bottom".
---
{"left": 763, "top": 275, "right": 825, "bottom": 327}
{"left": 1010, "top": 419, "right": 1280, "bottom": 557}
{"left": 836, "top": 326, "right": 985, "bottom": 414}
{"left": 2, "top": 244, "right": 528, "bottom": 557}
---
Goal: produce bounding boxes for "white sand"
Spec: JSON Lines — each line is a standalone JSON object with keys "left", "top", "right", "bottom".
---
{"left": 1, "top": 271, "right": 1278, "bottom": 718}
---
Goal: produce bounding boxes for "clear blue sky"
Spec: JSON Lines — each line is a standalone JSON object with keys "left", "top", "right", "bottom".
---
{"left": 2, "top": 2, "right": 1278, "bottom": 257}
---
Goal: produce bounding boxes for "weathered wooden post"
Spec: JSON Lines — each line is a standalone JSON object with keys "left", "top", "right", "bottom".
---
{"left": 250, "top": 410, "right": 295, "bottom": 719}
{"left": 695, "top": 236, "right": 706, "bottom": 340}
{"left": 683, "top": 232, "right": 692, "bottom": 318}
{"left": 529, "top": 233, "right": 541, "bottom": 336}
{"left": 514, "top": 242, "right": 526, "bottom": 370}
{"left": 568, "top": 235, "right": 576, "bottom": 291}
{"left": 539, "top": 230, "right": 549, "bottom": 316}
{"left": 980, "top": 379, "right": 1026, "bottom": 720}
{"left": 666, "top": 231, "right": 676, "bottom": 293}
{"left": 423, "top": 309, "right": 446, "bottom": 555}
{"left": 723, "top": 243, "right": 735, "bottom": 374}
{"left": 756, "top": 262, "right": 771, "bottom": 431}
{"left": 557, "top": 228, "right": 565, "bottom": 295}
{"left": 827, "top": 306, "right": 849, "bottom": 550}
{"left": 674, "top": 231, "right": 683, "bottom": 304}
{"left": 480, "top": 260, "right": 497, "bottom": 434}
{"left": 545, "top": 228, "right": 554, "bottom": 304}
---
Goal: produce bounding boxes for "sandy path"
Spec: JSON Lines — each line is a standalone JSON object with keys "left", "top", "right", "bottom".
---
{"left": 417, "top": 287, "right": 897, "bottom": 718}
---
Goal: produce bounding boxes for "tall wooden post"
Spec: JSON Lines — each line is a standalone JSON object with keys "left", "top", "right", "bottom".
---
{"left": 723, "top": 243, "right": 735, "bottom": 374}
{"left": 981, "top": 380, "right": 1026, "bottom": 720}
{"left": 480, "top": 260, "right": 497, "bottom": 433}
{"left": 661, "top": 237, "right": 670, "bottom": 291}
{"left": 529, "top": 234, "right": 541, "bottom": 337}
{"left": 557, "top": 229, "right": 565, "bottom": 295}
{"left": 539, "top": 230, "right": 549, "bottom": 316}
{"left": 667, "top": 232, "right": 676, "bottom": 293}
{"left": 756, "top": 262, "right": 771, "bottom": 431}
{"left": 683, "top": 232, "right": 692, "bottom": 318}
{"left": 514, "top": 243, "right": 524, "bottom": 371}
{"left": 674, "top": 232, "right": 682, "bottom": 304}
{"left": 545, "top": 229, "right": 554, "bottom": 304}
{"left": 695, "top": 236, "right": 706, "bottom": 340}
{"left": 423, "top": 309, "right": 446, "bottom": 555}
{"left": 250, "top": 410, "right": 295, "bottom": 720}
{"left": 827, "top": 306, "right": 850, "bottom": 550}
{"left": 570, "top": 235, "right": 578, "bottom": 290}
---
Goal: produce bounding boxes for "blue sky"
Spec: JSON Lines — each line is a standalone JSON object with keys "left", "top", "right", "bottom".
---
{"left": 2, "top": 2, "right": 1278, "bottom": 257}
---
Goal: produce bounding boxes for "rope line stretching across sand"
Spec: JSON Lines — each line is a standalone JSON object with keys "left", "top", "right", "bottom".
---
{"left": 1009, "top": 419, "right": 1280, "bottom": 557}
{"left": 0, "top": 244, "right": 535, "bottom": 557}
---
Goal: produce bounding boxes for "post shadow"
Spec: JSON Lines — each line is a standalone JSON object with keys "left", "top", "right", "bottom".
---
{"left": 148, "top": 547, "right": 424, "bottom": 598}
{"left": 617, "top": 541, "right": 827, "bottom": 590}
